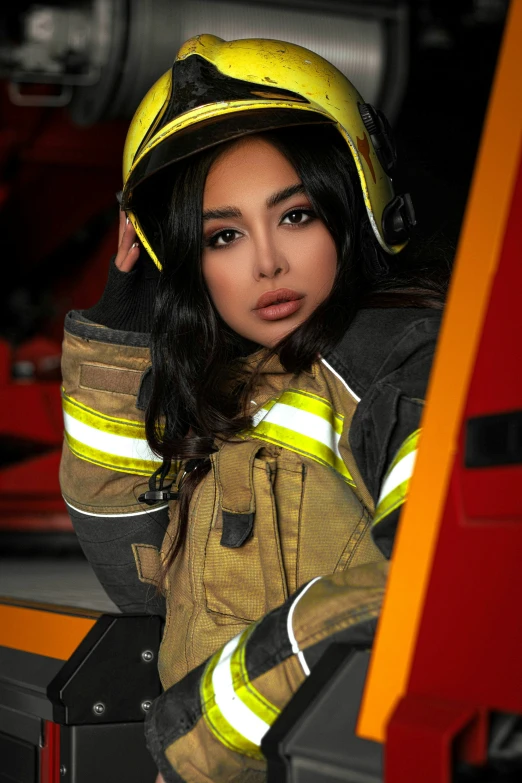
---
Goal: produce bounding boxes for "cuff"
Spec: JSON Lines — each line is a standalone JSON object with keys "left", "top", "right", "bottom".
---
{"left": 82, "top": 255, "right": 157, "bottom": 332}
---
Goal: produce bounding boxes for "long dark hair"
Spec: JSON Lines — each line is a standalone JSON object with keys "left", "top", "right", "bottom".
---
{"left": 135, "top": 124, "right": 449, "bottom": 567}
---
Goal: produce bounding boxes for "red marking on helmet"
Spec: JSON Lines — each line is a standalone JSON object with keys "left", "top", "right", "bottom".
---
{"left": 357, "top": 133, "right": 376, "bottom": 184}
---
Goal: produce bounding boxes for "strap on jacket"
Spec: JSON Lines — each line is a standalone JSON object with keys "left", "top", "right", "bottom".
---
{"left": 215, "top": 440, "right": 261, "bottom": 549}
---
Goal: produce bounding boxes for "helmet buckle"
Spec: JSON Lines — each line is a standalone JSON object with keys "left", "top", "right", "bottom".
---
{"left": 382, "top": 193, "right": 416, "bottom": 244}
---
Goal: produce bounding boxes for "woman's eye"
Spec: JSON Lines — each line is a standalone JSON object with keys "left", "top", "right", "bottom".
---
{"left": 281, "top": 209, "right": 314, "bottom": 226}
{"left": 207, "top": 229, "right": 240, "bottom": 248}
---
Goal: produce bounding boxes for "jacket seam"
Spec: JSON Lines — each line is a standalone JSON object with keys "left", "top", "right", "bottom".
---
{"left": 65, "top": 311, "right": 150, "bottom": 347}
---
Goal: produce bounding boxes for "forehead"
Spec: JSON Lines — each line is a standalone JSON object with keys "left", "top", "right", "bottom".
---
{"left": 203, "top": 136, "right": 299, "bottom": 204}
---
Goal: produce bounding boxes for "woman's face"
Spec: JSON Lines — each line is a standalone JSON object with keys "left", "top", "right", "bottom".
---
{"left": 201, "top": 136, "right": 338, "bottom": 348}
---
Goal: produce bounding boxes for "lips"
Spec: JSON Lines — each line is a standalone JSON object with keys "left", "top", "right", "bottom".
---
{"left": 253, "top": 288, "right": 305, "bottom": 322}
{"left": 254, "top": 288, "right": 303, "bottom": 310}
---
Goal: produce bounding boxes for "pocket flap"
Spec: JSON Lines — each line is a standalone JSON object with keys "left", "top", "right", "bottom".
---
{"left": 132, "top": 543, "right": 162, "bottom": 586}
{"left": 220, "top": 511, "right": 254, "bottom": 548}
{"left": 215, "top": 439, "right": 260, "bottom": 515}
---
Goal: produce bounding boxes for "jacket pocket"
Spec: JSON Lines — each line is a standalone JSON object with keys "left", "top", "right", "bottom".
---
{"left": 296, "top": 460, "right": 378, "bottom": 586}
{"left": 334, "top": 506, "right": 384, "bottom": 571}
{"left": 132, "top": 543, "right": 162, "bottom": 587}
{"left": 203, "top": 443, "right": 288, "bottom": 622}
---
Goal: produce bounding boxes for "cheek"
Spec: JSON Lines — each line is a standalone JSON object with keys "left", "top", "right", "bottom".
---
{"left": 299, "top": 228, "right": 338, "bottom": 292}
{"left": 202, "top": 256, "right": 241, "bottom": 316}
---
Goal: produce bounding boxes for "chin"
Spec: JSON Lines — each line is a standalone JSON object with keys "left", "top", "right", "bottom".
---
{"left": 262, "top": 325, "right": 301, "bottom": 349}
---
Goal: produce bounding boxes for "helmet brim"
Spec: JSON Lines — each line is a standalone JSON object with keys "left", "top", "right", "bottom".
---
{"left": 121, "top": 106, "right": 333, "bottom": 211}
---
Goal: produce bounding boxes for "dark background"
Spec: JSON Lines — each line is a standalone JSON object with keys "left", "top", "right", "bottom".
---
{"left": 0, "top": 0, "right": 508, "bottom": 346}
{"left": 0, "top": 0, "right": 509, "bottom": 548}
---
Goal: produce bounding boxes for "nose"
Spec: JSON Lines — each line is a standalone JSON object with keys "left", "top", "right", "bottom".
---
{"left": 252, "top": 232, "right": 289, "bottom": 281}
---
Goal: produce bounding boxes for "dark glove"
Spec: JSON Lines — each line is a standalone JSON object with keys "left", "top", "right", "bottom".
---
{"left": 83, "top": 248, "right": 160, "bottom": 333}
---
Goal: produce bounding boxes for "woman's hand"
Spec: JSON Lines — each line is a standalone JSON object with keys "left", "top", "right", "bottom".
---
{"left": 155, "top": 774, "right": 165, "bottom": 783}
{"left": 115, "top": 209, "right": 141, "bottom": 272}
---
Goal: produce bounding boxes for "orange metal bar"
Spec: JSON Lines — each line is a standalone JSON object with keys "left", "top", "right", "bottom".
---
{"left": 358, "top": 0, "right": 522, "bottom": 742}
{"left": 0, "top": 603, "right": 96, "bottom": 660}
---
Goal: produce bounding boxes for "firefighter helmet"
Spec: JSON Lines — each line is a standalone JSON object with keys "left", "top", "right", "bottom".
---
{"left": 121, "top": 34, "right": 414, "bottom": 270}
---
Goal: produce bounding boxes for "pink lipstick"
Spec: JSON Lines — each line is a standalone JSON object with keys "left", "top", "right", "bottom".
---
{"left": 253, "top": 288, "right": 304, "bottom": 321}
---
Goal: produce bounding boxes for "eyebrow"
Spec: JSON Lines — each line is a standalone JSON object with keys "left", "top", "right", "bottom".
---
{"left": 202, "top": 183, "right": 307, "bottom": 221}
{"left": 266, "top": 183, "right": 306, "bottom": 208}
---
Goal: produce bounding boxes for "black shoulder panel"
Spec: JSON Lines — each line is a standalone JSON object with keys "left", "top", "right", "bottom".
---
{"left": 324, "top": 308, "right": 442, "bottom": 400}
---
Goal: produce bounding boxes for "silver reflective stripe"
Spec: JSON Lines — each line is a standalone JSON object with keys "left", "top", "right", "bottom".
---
{"left": 64, "top": 499, "right": 169, "bottom": 518}
{"left": 320, "top": 357, "right": 361, "bottom": 402}
{"left": 212, "top": 633, "right": 271, "bottom": 746}
{"left": 287, "top": 576, "right": 322, "bottom": 676}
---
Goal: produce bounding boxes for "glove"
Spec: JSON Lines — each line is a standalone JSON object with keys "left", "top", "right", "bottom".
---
{"left": 82, "top": 211, "right": 160, "bottom": 333}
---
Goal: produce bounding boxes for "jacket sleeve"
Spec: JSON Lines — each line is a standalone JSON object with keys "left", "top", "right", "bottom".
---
{"left": 145, "top": 561, "right": 388, "bottom": 783}
{"left": 60, "top": 311, "right": 169, "bottom": 615}
{"left": 348, "top": 314, "right": 441, "bottom": 558}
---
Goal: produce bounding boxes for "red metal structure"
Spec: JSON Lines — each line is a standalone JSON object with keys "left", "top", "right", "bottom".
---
{"left": 359, "top": 2, "right": 522, "bottom": 778}
{"left": 0, "top": 88, "right": 125, "bottom": 538}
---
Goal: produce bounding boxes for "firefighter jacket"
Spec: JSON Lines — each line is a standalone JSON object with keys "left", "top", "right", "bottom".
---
{"left": 60, "top": 305, "right": 441, "bottom": 783}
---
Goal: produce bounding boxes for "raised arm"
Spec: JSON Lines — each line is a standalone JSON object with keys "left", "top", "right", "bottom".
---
{"left": 60, "top": 212, "right": 169, "bottom": 614}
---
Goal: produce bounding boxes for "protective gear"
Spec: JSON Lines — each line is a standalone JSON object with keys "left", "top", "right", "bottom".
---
{"left": 83, "top": 252, "right": 160, "bottom": 333}
{"left": 121, "top": 34, "right": 413, "bottom": 269}
{"left": 60, "top": 304, "right": 439, "bottom": 780}
{"left": 60, "top": 305, "right": 439, "bottom": 619}
{"left": 134, "top": 361, "right": 386, "bottom": 688}
{"left": 146, "top": 561, "right": 388, "bottom": 783}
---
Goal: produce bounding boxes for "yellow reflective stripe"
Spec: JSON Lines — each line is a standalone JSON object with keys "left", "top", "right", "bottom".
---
{"left": 200, "top": 627, "right": 281, "bottom": 759}
{"left": 232, "top": 626, "right": 281, "bottom": 726}
{"left": 64, "top": 431, "right": 161, "bottom": 477}
{"left": 201, "top": 634, "right": 264, "bottom": 760}
{"left": 373, "top": 429, "right": 421, "bottom": 527}
{"left": 279, "top": 389, "right": 344, "bottom": 435}
{"left": 62, "top": 391, "right": 165, "bottom": 476}
{"left": 386, "top": 429, "right": 420, "bottom": 477}
{"left": 254, "top": 420, "right": 353, "bottom": 483}
{"left": 247, "top": 388, "right": 353, "bottom": 485}
{"left": 373, "top": 480, "right": 409, "bottom": 527}
{"left": 62, "top": 392, "right": 146, "bottom": 438}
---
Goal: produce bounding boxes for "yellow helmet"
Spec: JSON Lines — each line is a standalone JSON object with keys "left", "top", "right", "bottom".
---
{"left": 121, "top": 34, "right": 415, "bottom": 270}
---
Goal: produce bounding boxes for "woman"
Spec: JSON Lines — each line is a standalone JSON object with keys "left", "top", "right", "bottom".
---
{"left": 60, "top": 35, "right": 445, "bottom": 782}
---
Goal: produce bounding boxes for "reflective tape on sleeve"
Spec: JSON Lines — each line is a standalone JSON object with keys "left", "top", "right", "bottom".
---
{"left": 247, "top": 388, "right": 354, "bottom": 485}
{"left": 373, "top": 429, "right": 421, "bottom": 527}
{"left": 287, "top": 576, "right": 322, "bottom": 676}
{"left": 62, "top": 391, "right": 163, "bottom": 476}
{"left": 201, "top": 627, "right": 280, "bottom": 760}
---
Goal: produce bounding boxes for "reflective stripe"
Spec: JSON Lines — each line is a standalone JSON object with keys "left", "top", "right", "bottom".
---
{"left": 320, "top": 358, "right": 361, "bottom": 403}
{"left": 64, "top": 499, "right": 169, "bottom": 518}
{"left": 373, "top": 429, "right": 420, "bottom": 527}
{"left": 233, "top": 626, "right": 280, "bottom": 725}
{"left": 201, "top": 639, "right": 258, "bottom": 757}
{"left": 248, "top": 389, "right": 354, "bottom": 485}
{"left": 201, "top": 628, "right": 280, "bottom": 759}
{"left": 62, "top": 393, "right": 146, "bottom": 437}
{"left": 62, "top": 392, "right": 162, "bottom": 476}
{"left": 287, "top": 576, "right": 322, "bottom": 676}
{"left": 274, "top": 390, "right": 343, "bottom": 432}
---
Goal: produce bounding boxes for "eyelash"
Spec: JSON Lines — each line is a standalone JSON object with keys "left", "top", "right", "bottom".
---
{"left": 204, "top": 208, "right": 316, "bottom": 249}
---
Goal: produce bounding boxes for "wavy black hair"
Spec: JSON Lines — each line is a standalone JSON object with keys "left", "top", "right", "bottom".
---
{"left": 133, "top": 124, "right": 449, "bottom": 568}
